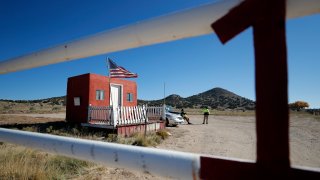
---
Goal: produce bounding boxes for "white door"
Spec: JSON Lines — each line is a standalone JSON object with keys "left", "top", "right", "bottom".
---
{"left": 110, "top": 85, "right": 122, "bottom": 108}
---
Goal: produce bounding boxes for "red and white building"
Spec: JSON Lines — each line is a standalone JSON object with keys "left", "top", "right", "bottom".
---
{"left": 66, "top": 73, "right": 164, "bottom": 136}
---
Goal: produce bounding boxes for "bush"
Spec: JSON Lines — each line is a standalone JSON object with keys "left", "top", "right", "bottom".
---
{"left": 47, "top": 156, "right": 92, "bottom": 175}
{"left": 104, "top": 130, "right": 168, "bottom": 147}
{"left": 22, "top": 126, "right": 38, "bottom": 132}
{"left": 156, "top": 129, "right": 169, "bottom": 140}
{"left": 131, "top": 132, "right": 163, "bottom": 147}
{"left": 3, "top": 105, "right": 11, "bottom": 110}
{"left": 106, "top": 134, "right": 119, "bottom": 142}
{"left": 52, "top": 107, "right": 61, "bottom": 111}
{"left": 289, "top": 101, "right": 309, "bottom": 111}
{"left": 45, "top": 126, "right": 53, "bottom": 133}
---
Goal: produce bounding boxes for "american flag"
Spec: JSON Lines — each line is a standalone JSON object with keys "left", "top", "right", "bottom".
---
{"left": 108, "top": 58, "right": 138, "bottom": 78}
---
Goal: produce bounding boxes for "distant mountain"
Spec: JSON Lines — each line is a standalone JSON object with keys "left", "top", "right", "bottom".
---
{"left": 138, "top": 87, "right": 255, "bottom": 110}
{"left": 0, "top": 87, "right": 255, "bottom": 110}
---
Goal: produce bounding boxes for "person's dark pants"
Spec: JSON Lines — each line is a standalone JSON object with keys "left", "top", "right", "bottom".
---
{"left": 203, "top": 114, "right": 209, "bottom": 124}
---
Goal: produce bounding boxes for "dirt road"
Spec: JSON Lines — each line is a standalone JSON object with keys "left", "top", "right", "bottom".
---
{"left": 157, "top": 115, "right": 320, "bottom": 168}
{"left": 158, "top": 115, "right": 256, "bottom": 161}
{"left": 1, "top": 113, "right": 65, "bottom": 119}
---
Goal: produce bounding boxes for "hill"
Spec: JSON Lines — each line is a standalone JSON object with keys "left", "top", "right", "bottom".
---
{"left": 138, "top": 87, "right": 255, "bottom": 110}
{"left": 0, "top": 87, "right": 255, "bottom": 113}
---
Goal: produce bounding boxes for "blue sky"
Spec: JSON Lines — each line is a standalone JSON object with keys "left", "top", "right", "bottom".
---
{"left": 0, "top": 0, "right": 319, "bottom": 108}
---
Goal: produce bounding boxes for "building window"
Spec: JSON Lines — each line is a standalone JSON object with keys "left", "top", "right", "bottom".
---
{"left": 127, "top": 93, "right": 134, "bottom": 102}
{"left": 74, "top": 97, "right": 80, "bottom": 106}
{"left": 96, "top": 90, "right": 105, "bottom": 100}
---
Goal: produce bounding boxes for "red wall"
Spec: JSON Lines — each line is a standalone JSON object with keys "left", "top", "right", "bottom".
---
{"left": 66, "top": 74, "right": 90, "bottom": 123}
{"left": 66, "top": 73, "right": 137, "bottom": 123}
{"left": 88, "top": 74, "right": 137, "bottom": 107}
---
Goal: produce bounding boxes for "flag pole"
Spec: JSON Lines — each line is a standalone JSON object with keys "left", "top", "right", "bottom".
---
{"left": 107, "top": 57, "right": 116, "bottom": 128}
{"left": 163, "top": 82, "right": 166, "bottom": 105}
{"left": 107, "top": 58, "right": 113, "bottom": 107}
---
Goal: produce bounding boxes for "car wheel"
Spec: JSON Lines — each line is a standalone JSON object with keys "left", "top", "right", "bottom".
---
{"left": 165, "top": 118, "right": 169, "bottom": 127}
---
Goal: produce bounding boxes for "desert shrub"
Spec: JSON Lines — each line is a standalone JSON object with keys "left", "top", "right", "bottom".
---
{"left": 46, "top": 126, "right": 53, "bottom": 133}
{"left": 131, "top": 132, "right": 161, "bottom": 147}
{"left": 106, "top": 134, "right": 119, "bottom": 142}
{"left": 3, "top": 105, "right": 11, "bottom": 110}
{"left": 105, "top": 130, "right": 169, "bottom": 147}
{"left": 52, "top": 106, "right": 61, "bottom": 111}
{"left": 22, "top": 126, "right": 38, "bottom": 132}
{"left": 47, "top": 155, "right": 92, "bottom": 176}
{"left": 131, "top": 133, "right": 149, "bottom": 146}
{"left": 156, "top": 129, "right": 169, "bottom": 140}
{"left": 71, "top": 127, "right": 80, "bottom": 135}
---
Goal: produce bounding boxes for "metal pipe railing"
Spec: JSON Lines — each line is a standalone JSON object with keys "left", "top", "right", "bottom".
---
{"left": 0, "top": 0, "right": 319, "bottom": 74}
{"left": 0, "top": 127, "right": 200, "bottom": 180}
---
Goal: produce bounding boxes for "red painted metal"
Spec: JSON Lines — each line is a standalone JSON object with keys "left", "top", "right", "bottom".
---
{"left": 66, "top": 73, "right": 137, "bottom": 123}
{"left": 200, "top": 157, "right": 255, "bottom": 179}
{"left": 213, "top": 0, "right": 290, "bottom": 174}
{"left": 66, "top": 74, "right": 90, "bottom": 123}
{"left": 200, "top": 0, "right": 303, "bottom": 179}
{"left": 212, "top": 0, "right": 290, "bottom": 173}
{"left": 117, "top": 121, "right": 165, "bottom": 137}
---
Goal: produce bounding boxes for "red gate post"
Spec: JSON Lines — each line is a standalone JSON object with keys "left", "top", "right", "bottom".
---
{"left": 204, "top": 0, "right": 289, "bottom": 178}
{"left": 200, "top": 0, "right": 320, "bottom": 178}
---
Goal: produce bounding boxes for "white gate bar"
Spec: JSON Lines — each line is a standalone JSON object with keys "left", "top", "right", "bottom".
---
{"left": 0, "top": 0, "right": 319, "bottom": 74}
{"left": 0, "top": 128, "right": 200, "bottom": 179}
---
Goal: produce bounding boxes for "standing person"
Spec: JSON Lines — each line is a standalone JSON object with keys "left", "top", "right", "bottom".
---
{"left": 181, "top": 109, "right": 191, "bottom": 124}
{"left": 202, "top": 107, "right": 210, "bottom": 124}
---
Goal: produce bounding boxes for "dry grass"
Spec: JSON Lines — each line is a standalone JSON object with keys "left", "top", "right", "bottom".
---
{"left": 0, "top": 101, "right": 65, "bottom": 114}
{"left": 105, "top": 129, "right": 170, "bottom": 147}
{"left": 0, "top": 115, "right": 170, "bottom": 179}
{"left": 0, "top": 143, "right": 92, "bottom": 180}
{"left": 0, "top": 129, "right": 169, "bottom": 180}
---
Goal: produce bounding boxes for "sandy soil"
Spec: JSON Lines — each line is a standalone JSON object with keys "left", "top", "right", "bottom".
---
{"left": 1, "top": 113, "right": 319, "bottom": 179}
{"left": 1, "top": 113, "right": 66, "bottom": 119}
{"left": 158, "top": 115, "right": 256, "bottom": 161}
{"left": 0, "top": 114, "right": 64, "bottom": 125}
{"left": 157, "top": 115, "right": 320, "bottom": 168}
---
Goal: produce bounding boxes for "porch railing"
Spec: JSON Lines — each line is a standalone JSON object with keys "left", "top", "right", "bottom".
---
{"left": 88, "top": 105, "right": 150, "bottom": 127}
{"left": 88, "top": 106, "right": 113, "bottom": 125}
{"left": 88, "top": 105, "right": 166, "bottom": 127}
{"left": 115, "top": 106, "right": 148, "bottom": 126}
{"left": 146, "top": 106, "right": 165, "bottom": 120}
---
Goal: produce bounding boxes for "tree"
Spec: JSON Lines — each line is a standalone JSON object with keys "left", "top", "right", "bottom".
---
{"left": 289, "top": 101, "right": 309, "bottom": 111}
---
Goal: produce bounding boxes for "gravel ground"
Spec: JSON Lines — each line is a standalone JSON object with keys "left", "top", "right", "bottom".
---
{"left": 158, "top": 115, "right": 320, "bottom": 168}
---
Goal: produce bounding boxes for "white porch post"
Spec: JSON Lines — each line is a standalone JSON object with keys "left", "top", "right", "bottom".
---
{"left": 162, "top": 104, "right": 166, "bottom": 120}
{"left": 112, "top": 106, "right": 117, "bottom": 127}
